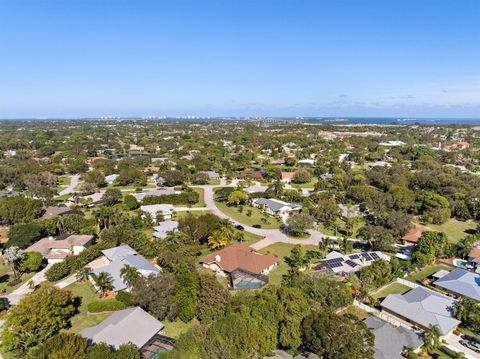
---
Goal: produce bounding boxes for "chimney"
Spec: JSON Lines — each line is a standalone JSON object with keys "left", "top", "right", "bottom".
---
{"left": 215, "top": 255, "right": 221, "bottom": 262}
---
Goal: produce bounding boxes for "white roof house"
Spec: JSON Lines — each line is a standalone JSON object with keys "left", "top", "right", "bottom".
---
{"left": 381, "top": 286, "right": 460, "bottom": 336}
{"left": 91, "top": 245, "right": 161, "bottom": 292}
{"left": 140, "top": 204, "right": 174, "bottom": 220}
{"left": 379, "top": 140, "right": 406, "bottom": 147}
{"left": 81, "top": 307, "right": 164, "bottom": 350}
{"left": 298, "top": 159, "right": 315, "bottom": 166}
{"left": 133, "top": 188, "right": 176, "bottom": 202}
{"left": 153, "top": 220, "right": 179, "bottom": 239}
{"left": 104, "top": 174, "right": 119, "bottom": 184}
{"left": 251, "top": 198, "right": 302, "bottom": 222}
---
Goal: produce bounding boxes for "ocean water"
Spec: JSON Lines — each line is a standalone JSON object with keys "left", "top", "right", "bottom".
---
{"left": 301, "top": 117, "right": 480, "bottom": 125}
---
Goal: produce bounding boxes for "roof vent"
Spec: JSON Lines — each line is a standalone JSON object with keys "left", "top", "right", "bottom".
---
{"left": 215, "top": 255, "right": 221, "bottom": 262}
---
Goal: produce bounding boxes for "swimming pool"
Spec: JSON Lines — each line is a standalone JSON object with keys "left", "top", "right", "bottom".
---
{"left": 453, "top": 259, "right": 468, "bottom": 269}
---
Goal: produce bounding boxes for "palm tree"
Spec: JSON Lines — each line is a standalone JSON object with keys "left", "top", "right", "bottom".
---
{"left": 425, "top": 324, "right": 441, "bottom": 352}
{"left": 78, "top": 266, "right": 91, "bottom": 282}
{"left": 120, "top": 264, "right": 140, "bottom": 288}
{"left": 92, "top": 271, "right": 114, "bottom": 298}
{"left": 208, "top": 230, "right": 228, "bottom": 249}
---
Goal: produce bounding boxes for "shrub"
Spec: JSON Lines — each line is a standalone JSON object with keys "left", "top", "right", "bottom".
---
{"left": 87, "top": 299, "right": 127, "bottom": 313}
{"left": 116, "top": 291, "right": 133, "bottom": 306}
{"left": 142, "top": 191, "right": 199, "bottom": 206}
{"left": 18, "top": 251, "right": 43, "bottom": 272}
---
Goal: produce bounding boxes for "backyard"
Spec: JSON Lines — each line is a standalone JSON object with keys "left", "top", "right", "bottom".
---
{"left": 259, "top": 242, "right": 320, "bottom": 285}
{"left": 318, "top": 217, "right": 365, "bottom": 239}
{"left": 406, "top": 264, "right": 452, "bottom": 284}
{"left": 215, "top": 201, "right": 282, "bottom": 229}
{"left": 372, "top": 282, "right": 411, "bottom": 300}
{"left": 417, "top": 219, "right": 477, "bottom": 242}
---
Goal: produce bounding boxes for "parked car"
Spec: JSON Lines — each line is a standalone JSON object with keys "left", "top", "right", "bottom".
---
{"left": 235, "top": 224, "right": 245, "bottom": 231}
{"left": 462, "top": 335, "right": 480, "bottom": 345}
{"left": 253, "top": 224, "right": 262, "bottom": 229}
{"left": 460, "top": 340, "right": 480, "bottom": 353}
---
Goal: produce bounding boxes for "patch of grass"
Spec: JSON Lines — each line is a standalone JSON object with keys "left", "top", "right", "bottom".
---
{"left": 406, "top": 265, "right": 451, "bottom": 284}
{"left": 65, "top": 281, "right": 114, "bottom": 333}
{"left": 162, "top": 319, "right": 198, "bottom": 338}
{"left": 215, "top": 202, "right": 281, "bottom": 229}
{"left": 318, "top": 217, "right": 365, "bottom": 239}
{"left": 259, "top": 242, "right": 319, "bottom": 285}
{"left": 373, "top": 282, "right": 411, "bottom": 300}
{"left": 0, "top": 262, "right": 36, "bottom": 294}
{"left": 191, "top": 187, "right": 206, "bottom": 208}
{"left": 417, "top": 219, "right": 477, "bottom": 243}
{"left": 291, "top": 178, "right": 318, "bottom": 189}
{"left": 341, "top": 305, "right": 370, "bottom": 320}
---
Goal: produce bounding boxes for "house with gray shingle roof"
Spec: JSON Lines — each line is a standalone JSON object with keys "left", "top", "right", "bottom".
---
{"left": 91, "top": 245, "right": 161, "bottom": 292}
{"left": 251, "top": 198, "right": 302, "bottom": 222}
{"left": 153, "top": 220, "right": 179, "bottom": 239}
{"left": 380, "top": 286, "right": 460, "bottom": 336}
{"left": 81, "top": 307, "right": 164, "bottom": 350}
{"left": 433, "top": 268, "right": 480, "bottom": 302}
{"left": 364, "top": 316, "right": 423, "bottom": 359}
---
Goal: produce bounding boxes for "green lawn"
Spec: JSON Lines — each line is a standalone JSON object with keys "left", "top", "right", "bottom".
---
{"left": 417, "top": 219, "right": 477, "bottom": 242}
{"left": 65, "top": 281, "right": 113, "bottom": 333}
{"left": 259, "top": 242, "right": 319, "bottom": 285}
{"left": 163, "top": 319, "right": 197, "bottom": 338}
{"left": 191, "top": 187, "right": 206, "bottom": 208}
{"left": 0, "top": 261, "right": 36, "bottom": 294}
{"left": 215, "top": 201, "right": 282, "bottom": 229}
{"left": 373, "top": 282, "right": 411, "bottom": 300}
{"left": 318, "top": 217, "right": 365, "bottom": 239}
{"left": 341, "top": 305, "right": 370, "bottom": 320}
{"left": 291, "top": 178, "right": 318, "bottom": 189}
{"left": 406, "top": 265, "right": 451, "bottom": 284}
{"left": 58, "top": 175, "right": 71, "bottom": 186}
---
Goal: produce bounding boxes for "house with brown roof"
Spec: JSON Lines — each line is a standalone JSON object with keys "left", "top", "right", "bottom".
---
{"left": 201, "top": 244, "right": 278, "bottom": 289}
{"left": 41, "top": 206, "right": 84, "bottom": 220}
{"left": 281, "top": 172, "right": 295, "bottom": 184}
{"left": 25, "top": 234, "right": 93, "bottom": 263}
{"left": 402, "top": 223, "right": 430, "bottom": 245}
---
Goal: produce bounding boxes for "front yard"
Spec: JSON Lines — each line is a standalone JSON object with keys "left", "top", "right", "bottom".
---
{"left": 0, "top": 261, "right": 37, "bottom": 295}
{"left": 65, "top": 281, "right": 114, "bottom": 333}
{"left": 215, "top": 201, "right": 282, "bottom": 229}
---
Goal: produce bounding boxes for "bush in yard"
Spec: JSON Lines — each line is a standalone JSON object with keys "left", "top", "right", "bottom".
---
{"left": 116, "top": 291, "right": 133, "bottom": 306}
{"left": 123, "top": 195, "right": 139, "bottom": 210}
{"left": 87, "top": 299, "right": 127, "bottom": 313}
{"left": 26, "top": 333, "right": 88, "bottom": 359}
{"left": 17, "top": 251, "right": 43, "bottom": 272}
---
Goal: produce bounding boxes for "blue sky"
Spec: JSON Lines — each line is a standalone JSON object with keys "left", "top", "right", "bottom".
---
{"left": 1, "top": 0, "right": 480, "bottom": 118}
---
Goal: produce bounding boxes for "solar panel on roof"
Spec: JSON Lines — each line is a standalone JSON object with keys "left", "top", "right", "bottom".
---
{"left": 345, "top": 260, "right": 357, "bottom": 268}
{"left": 349, "top": 254, "right": 359, "bottom": 259}
{"left": 363, "top": 253, "right": 373, "bottom": 261}
{"left": 325, "top": 259, "right": 344, "bottom": 268}
{"left": 371, "top": 253, "right": 379, "bottom": 260}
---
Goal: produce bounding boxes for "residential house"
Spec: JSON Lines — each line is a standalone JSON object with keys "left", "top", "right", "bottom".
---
{"left": 153, "top": 220, "right": 179, "bottom": 239}
{"left": 251, "top": 198, "right": 302, "bottom": 222}
{"left": 25, "top": 234, "right": 93, "bottom": 263}
{"left": 201, "top": 244, "right": 278, "bottom": 289}
{"left": 81, "top": 307, "right": 172, "bottom": 354}
{"left": 280, "top": 172, "right": 295, "bottom": 184}
{"left": 133, "top": 188, "right": 176, "bottom": 202}
{"left": 199, "top": 171, "right": 220, "bottom": 180}
{"left": 241, "top": 169, "right": 264, "bottom": 180}
{"left": 365, "top": 161, "right": 392, "bottom": 169}
{"left": 380, "top": 286, "right": 460, "bottom": 336}
{"left": 104, "top": 174, "right": 118, "bottom": 184}
{"left": 313, "top": 250, "right": 390, "bottom": 275}
{"left": 91, "top": 245, "right": 161, "bottom": 292}
{"left": 364, "top": 316, "right": 423, "bottom": 359}
{"left": 467, "top": 247, "right": 480, "bottom": 273}
{"left": 140, "top": 204, "right": 174, "bottom": 221}
{"left": 298, "top": 159, "right": 315, "bottom": 166}
{"left": 41, "top": 206, "right": 84, "bottom": 219}
{"left": 244, "top": 184, "right": 268, "bottom": 194}
{"left": 402, "top": 223, "right": 430, "bottom": 246}
{"left": 433, "top": 268, "right": 480, "bottom": 302}
{"left": 379, "top": 140, "right": 406, "bottom": 147}
{"left": 69, "top": 192, "right": 104, "bottom": 207}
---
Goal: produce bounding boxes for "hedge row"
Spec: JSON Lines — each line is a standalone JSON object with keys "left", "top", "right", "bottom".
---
{"left": 87, "top": 300, "right": 127, "bottom": 313}
{"left": 45, "top": 242, "right": 109, "bottom": 282}
{"left": 142, "top": 191, "right": 199, "bottom": 205}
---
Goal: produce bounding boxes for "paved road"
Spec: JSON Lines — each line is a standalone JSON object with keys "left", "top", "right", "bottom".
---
{"left": 57, "top": 174, "right": 80, "bottom": 197}
{"left": 5, "top": 264, "right": 52, "bottom": 305}
{"left": 180, "top": 179, "right": 358, "bottom": 250}
{"left": 444, "top": 333, "right": 478, "bottom": 359}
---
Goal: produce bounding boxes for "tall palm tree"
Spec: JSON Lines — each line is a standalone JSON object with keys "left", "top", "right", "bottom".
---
{"left": 78, "top": 266, "right": 91, "bottom": 282}
{"left": 120, "top": 264, "right": 140, "bottom": 288}
{"left": 208, "top": 230, "right": 228, "bottom": 249}
{"left": 92, "top": 271, "right": 114, "bottom": 298}
{"left": 425, "top": 324, "right": 441, "bottom": 352}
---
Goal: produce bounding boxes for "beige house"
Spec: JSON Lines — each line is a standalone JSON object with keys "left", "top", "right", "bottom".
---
{"left": 25, "top": 234, "right": 93, "bottom": 263}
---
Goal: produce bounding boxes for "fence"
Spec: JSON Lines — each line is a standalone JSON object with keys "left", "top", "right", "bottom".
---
{"left": 396, "top": 277, "right": 419, "bottom": 289}
{"left": 353, "top": 300, "right": 414, "bottom": 330}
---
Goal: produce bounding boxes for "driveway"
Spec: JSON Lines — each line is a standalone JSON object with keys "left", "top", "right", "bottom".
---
{"left": 5, "top": 264, "right": 52, "bottom": 305}
{"left": 443, "top": 332, "right": 478, "bottom": 359}
{"left": 57, "top": 174, "right": 80, "bottom": 197}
